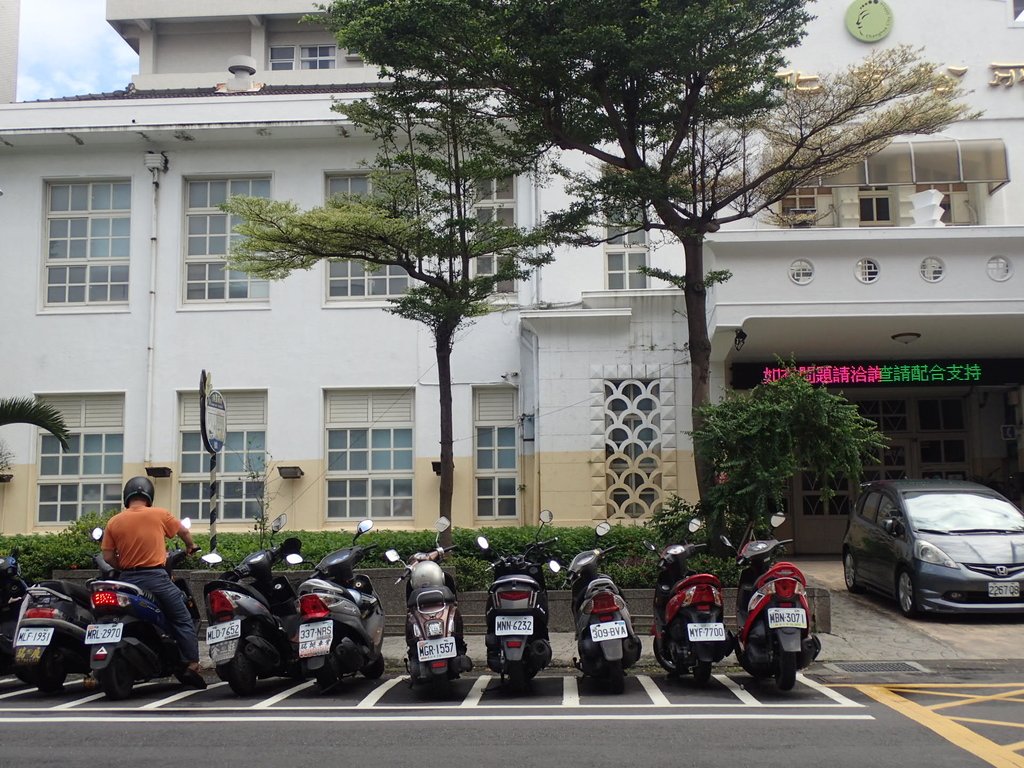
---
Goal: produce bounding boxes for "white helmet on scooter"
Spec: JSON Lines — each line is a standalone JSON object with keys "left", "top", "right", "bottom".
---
{"left": 409, "top": 560, "right": 445, "bottom": 590}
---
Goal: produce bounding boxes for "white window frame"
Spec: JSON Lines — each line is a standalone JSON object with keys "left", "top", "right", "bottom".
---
{"left": 325, "top": 390, "right": 414, "bottom": 520}
{"left": 474, "top": 388, "right": 519, "bottom": 519}
{"left": 858, "top": 186, "right": 894, "bottom": 227}
{"left": 605, "top": 226, "right": 648, "bottom": 290}
{"left": 184, "top": 177, "right": 271, "bottom": 303}
{"left": 178, "top": 391, "right": 268, "bottom": 521}
{"left": 474, "top": 177, "right": 516, "bottom": 294}
{"left": 44, "top": 180, "right": 131, "bottom": 307}
{"left": 36, "top": 395, "right": 124, "bottom": 524}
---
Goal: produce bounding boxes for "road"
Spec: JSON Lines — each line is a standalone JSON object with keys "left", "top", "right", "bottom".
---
{"left": 1, "top": 669, "right": 1023, "bottom": 768}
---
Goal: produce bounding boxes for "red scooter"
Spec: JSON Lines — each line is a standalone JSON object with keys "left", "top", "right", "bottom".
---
{"left": 724, "top": 514, "right": 820, "bottom": 691}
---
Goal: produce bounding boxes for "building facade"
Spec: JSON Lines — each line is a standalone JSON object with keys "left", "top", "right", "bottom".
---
{"left": 0, "top": 0, "right": 1022, "bottom": 553}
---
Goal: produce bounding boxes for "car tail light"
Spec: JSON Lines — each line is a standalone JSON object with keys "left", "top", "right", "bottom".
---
{"left": 498, "top": 590, "right": 531, "bottom": 602}
{"left": 91, "top": 590, "right": 126, "bottom": 612}
{"left": 25, "top": 607, "right": 61, "bottom": 620}
{"left": 299, "top": 593, "right": 330, "bottom": 620}
{"left": 590, "top": 592, "right": 619, "bottom": 614}
{"left": 208, "top": 590, "right": 237, "bottom": 623}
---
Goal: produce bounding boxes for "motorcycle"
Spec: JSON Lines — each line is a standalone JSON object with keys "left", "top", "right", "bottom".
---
{"left": 384, "top": 517, "right": 471, "bottom": 696}
{"left": 723, "top": 514, "right": 821, "bottom": 691}
{"left": 565, "top": 521, "right": 642, "bottom": 694}
{"left": 477, "top": 509, "right": 558, "bottom": 692}
{"left": 201, "top": 514, "right": 305, "bottom": 695}
{"left": 646, "top": 518, "right": 733, "bottom": 685}
{"left": 295, "top": 518, "right": 386, "bottom": 690}
{"left": 1, "top": 548, "right": 31, "bottom": 684}
{"left": 86, "top": 519, "right": 203, "bottom": 700}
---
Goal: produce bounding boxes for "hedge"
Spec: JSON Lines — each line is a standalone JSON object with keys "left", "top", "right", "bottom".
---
{"left": 0, "top": 513, "right": 741, "bottom": 591}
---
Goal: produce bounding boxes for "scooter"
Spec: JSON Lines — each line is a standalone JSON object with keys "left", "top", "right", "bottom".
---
{"left": 296, "top": 519, "right": 386, "bottom": 690}
{"left": 477, "top": 509, "right": 558, "bottom": 692}
{"left": 201, "top": 514, "right": 305, "bottom": 695}
{"left": 646, "top": 518, "right": 733, "bottom": 685}
{"left": 87, "top": 520, "right": 202, "bottom": 700}
{"left": 723, "top": 514, "right": 821, "bottom": 691}
{"left": 1, "top": 549, "right": 31, "bottom": 683}
{"left": 385, "top": 517, "right": 472, "bottom": 696}
{"left": 565, "top": 522, "right": 642, "bottom": 694}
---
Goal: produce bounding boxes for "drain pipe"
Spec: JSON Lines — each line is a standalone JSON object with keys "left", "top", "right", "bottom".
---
{"left": 143, "top": 151, "right": 168, "bottom": 465}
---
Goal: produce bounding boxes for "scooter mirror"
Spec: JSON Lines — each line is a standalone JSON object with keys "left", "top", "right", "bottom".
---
{"left": 91, "top": 527, "right": 104, "bottom": 542}
{"left": 181, "top": 517, "right": 192, "bottom": 530}
{"left": 356, "top": 519, "right": 374, "bottom": 536}
{"left": 720, "top": 534, "right": 733, "bottom": 549}
{"left": 284, "top": 553, "right": 304, "bottom": 566}
{"left": 476, "top": 536, "right": 490, "bottom": 551}
{"left": 435, "top": 517, "right": 451, "bottom": 534}
{"left": 643, "top": 540, "right": 657, "bottom": 552}
{"left": 201, "top": 552, "right": 224, "bottom": 565}
{"left": 769, "top": 513, "right": 786, "bottom": 528}
{"left": 547, "top": 560, "right": 562, "bottom": 573}
{"left": 539, "top": 509, "right": 554, "bottom": 524}
{"left": 687, "top": 518, "right": 704, "bottom": 534}
{"left": 384, "top": 549, "right": 401, "bottom": 564}
{"left": 595, "top": 522, "right": 611, "bottom": 537}
{"left": 271, "top": 513, "right": 288, "bottom": 533}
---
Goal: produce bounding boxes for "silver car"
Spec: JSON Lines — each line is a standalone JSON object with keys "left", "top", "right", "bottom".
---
{"left": 842, "top": 480, "right": 1024, "bottom": 616}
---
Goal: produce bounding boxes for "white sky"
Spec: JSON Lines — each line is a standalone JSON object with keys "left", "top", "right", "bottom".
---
{"left": 16, "top": 0, "right": 138, "bottom": 101}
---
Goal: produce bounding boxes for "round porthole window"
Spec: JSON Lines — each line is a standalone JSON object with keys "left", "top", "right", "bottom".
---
{"left": 855, "top": 258, "right": 880, "bottom": 284}
{"left": 919, "top": 257, "right": 944, "bottom": 283}
{"left": 987, "top": 256, "right": 1012, "bottom": 282}
{"left": 789, "top": 259, "right": 814, "bottom": 285}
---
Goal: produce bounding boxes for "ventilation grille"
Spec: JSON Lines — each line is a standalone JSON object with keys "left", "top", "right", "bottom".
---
{"left": 828, "top": 661, "right": 928, "bottom": 673}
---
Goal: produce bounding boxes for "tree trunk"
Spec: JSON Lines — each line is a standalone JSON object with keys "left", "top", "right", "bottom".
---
{"left": 681, "top": 234, "right": 714, "bottom": 504}
{"left": 434, "top": 321, "right": 456, "bottom": 548}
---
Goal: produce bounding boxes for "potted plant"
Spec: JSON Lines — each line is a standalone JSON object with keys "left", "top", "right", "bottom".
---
{"left": 0, "top": 440, "right": 14, "bottom": 482}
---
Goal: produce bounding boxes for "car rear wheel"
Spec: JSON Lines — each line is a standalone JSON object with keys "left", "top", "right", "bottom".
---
{"left": 843, "top": 550, "right": 865, "bottom": 594}
{"left": 897, "top": 570, "right": 920, "bottom": 618}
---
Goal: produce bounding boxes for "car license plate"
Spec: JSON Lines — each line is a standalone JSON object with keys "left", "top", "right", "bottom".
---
{"left": 988, "top": 582, "right": 1020, "bottom": 598}
{"left": 495, "top": 615, "right": 534, "bottom": 636}
{"left": 590, "top": 620, "right": 628, "bottom": 642}
{"left": 15, "top": 627, "right": 54, "bottom": 647}
{"left": 85, "top": 623, "right": 123, "bottom": 645}
{"left": 208, "top": 638, "right": 238, "bottom": 664}
{"left": 767, "top": 607, "right": 807, "bottom": 629}
{"left": 417, "top": 637, "right": 457, "bottom": 662}
{"left": 298, "top": 620, "right": 333, "bottom": 658}
{"left": 206, "top": 619, "right": 241, "bottom": 645}
{"left": 686, "top": 622, "right": 726, "bottom": 642}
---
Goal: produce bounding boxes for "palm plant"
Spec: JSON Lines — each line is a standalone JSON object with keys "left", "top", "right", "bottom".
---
{"left": 0, "top": 397, "right": 71, "bottom": 451}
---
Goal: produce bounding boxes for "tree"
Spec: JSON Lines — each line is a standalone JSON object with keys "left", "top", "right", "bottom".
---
{"left": 224, "top": 86, "right": 587, "bottom": 543}
{"left": 323, "top": 0, "right": 974, "bottom": 504}
{"left": 691, "top": 368, "right": 887, "bottom": 546}
{"left": 0, "top": 397, "right": 71, "bottom": 451}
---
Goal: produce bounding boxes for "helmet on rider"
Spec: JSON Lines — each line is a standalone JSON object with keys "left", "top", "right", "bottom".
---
{"left": 122, "top": 476, "right": 155, "bottom": 508}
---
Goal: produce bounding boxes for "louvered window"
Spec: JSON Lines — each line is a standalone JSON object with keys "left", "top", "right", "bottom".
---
{"left": 475, "top": 388, "right": 518, "bottom": 518}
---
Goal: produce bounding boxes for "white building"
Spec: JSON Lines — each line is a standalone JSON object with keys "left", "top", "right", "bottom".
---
{"left": 0, "top": 0, "right": 1021, "bottom": 553}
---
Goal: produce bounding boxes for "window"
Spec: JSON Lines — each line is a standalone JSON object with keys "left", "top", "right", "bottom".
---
{"left": 987, "top": 256, "right": 1012, "bottom": 282}
{"left": 474, "top": 177, "right": 516, "bottom": 294}
{"left": 780, "top": 187, "right": 820, "bottom": 215}
{"left": 328, "top": 262, "right": 408, "bottom": 299}
{"left": 858, "top": 187, "right": 893, "bottom": 226}
{"left": 269, "top": 46, "right": 297, "bottom": 70}
{"left": 919, "top": 257, "right": 945, "bottom": 283}
{"left": 327, "top": 174, "right": 370, "bottom": 199}
{"left": 185, "top": 178, "right": 270, "bottom": 302}
{"left": 179, "top": 392, "right": 267, "bottom": 521}
{"left": 605, "top": 379, "right": 662, "bottom": 520}
{"left": 789, "top": 259, "right": 814, "bottom": 285}
{"left": 915, "top": 183, "right": 970, "bottom": 225}
{"left": 325, "top": 391, "right": 413, "bottom": 519}
{"left": 269, "top": 45, "right": 337, "bottom": 70}
{"left": 45, "top": 181, "right": 131, "bottom": 306}
{"left": 855, "top": 258, "right": 880, "bottom": 284}
{"left": 1015, "top": 0, "right": 1024, "bottom": 22}
{"left": 475, "top": 389, "right": 518, "bottom": 519}
{"left": 606, "top": 227, "right": 648, "bottom": 290}
{"left": 37, "top": 395, "right": 124, "bottom": 523}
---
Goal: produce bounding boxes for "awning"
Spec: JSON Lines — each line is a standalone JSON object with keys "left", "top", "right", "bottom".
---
{"left": 821, "top": 138, "right": 1009, "bottom": 193}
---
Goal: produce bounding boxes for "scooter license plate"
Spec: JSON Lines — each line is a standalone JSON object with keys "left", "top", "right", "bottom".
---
{"left": 767, "top": 607, "right": 807, "bottom": 629}
{"left": 495, "top": 615, "right": 534, "bottom": 636}
{"left": 206, "top": 619, "right": 241, "bottom": 645}
{"left": 298, "top": 620, "right": 333, "bottom": 658}
{"left": 208, "top": 638, "right": 238, "bottom": 664}
{"left": 417, "top": 637, "right": 457, "bottom": 662}
{"left": 85, "top": 623, "right": 123, "bottom": 645}
{"left": 590, "top": 620, "right": 628, "bottom": 642}
{"left": 686, "top": 622, "right": 726, "bottom": 642}
{"left": 15, "top": 626, "right": 54, "bottom": 647}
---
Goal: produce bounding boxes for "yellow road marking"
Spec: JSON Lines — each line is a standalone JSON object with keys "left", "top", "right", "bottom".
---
{"left": 855, "top": 685, "right": 1024, "bottom": 768}
{"left": 949, "top": 716, "right": 1024, "bottom": 731}
{"left": 928, "top": 688, "right": 1024, "bottom": 712}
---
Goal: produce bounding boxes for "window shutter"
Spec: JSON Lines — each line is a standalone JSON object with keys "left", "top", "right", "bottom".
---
{"left": 41, "top": 394, "right": 124, "bottom": 429}
{"left": 476, "top": 389, "right": 516, "bottom": 422}
{"left": 326, "top": 390, "right": 412, "bottom": 424}
{"left": 180, "top": 391, "right": 266, "bottom": 427}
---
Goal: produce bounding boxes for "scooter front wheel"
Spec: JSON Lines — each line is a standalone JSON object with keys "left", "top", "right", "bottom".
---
{"left": 776, "top": 651, "right": 797, "bottom": 691}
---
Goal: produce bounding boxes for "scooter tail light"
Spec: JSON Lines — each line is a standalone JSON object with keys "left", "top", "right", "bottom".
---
{"left": 498, "top": 590, "right": 531, "bottom": 602}
{"left": 25, "top": 607, "right": 62, "bottom": 620}
{"left": 91, "top": 590, "right": 127, "bottom": 611}
{"left": 775, "top": 579, "right": 797, "bottom": 599}
{"left": 208, "top": 589, "right": 237, "bottom": 623}
{"left": 299, "top": 593, "right": 331, "bottom": 620}
{"left": 589, "top": 592, "right": 620, "bottom": 614}
{"left": 683, "top": 584, "right": 719, "bottom": 607}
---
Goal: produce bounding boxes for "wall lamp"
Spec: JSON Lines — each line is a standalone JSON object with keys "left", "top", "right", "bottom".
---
{"left": 734, "top": 329, "right": 748, "bottom": 351}
{"left": 431, "top": 460, "right": 443, "bottom": 476}
{"left": 277, "top": 466, "right": 304, "bottom": 479}
{"left": 145, "top": 466, "right": 173, "bottom": 478}
{"left": 891, "top": 332, "right": 922, "bottom": 345}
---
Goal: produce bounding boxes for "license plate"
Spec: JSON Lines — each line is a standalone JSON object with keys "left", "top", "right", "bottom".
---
{"left": 298, "top": 620, "right": 333, "bottom": 658}
{"left": 767, "top": 607, "right": 807, "bottom": 629}
{"left": 495, "top": 615, "right": 534, "bottom": 636}
{"left": 417, "top": 637, "right": 457, "bottom": 662}
{"left": 989, "top": 582, "right": 1020, "bottom": 598}
{"left": 590, "top": 620, "right": 628, "bottom": 642}
{"left": 209, "top": 638, "right": 238, "bottom": 664}
{"left": 15, "top": 627, "right": 54, "bottom": 647}
{"left": 85, "top": 623, "right": 123, "bottom": 645}
{"left": 686, "top": 622, "right": 727, "bottom": 642}
{"left": 206, "top": 619, "right": 241, "bottom": 645}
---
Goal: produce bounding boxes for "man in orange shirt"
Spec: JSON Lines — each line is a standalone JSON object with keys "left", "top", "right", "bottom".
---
{"left": 101, "top": 476, "right": 206, "bottom": 689}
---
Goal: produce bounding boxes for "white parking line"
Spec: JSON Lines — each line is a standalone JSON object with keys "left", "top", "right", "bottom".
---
{"left": 250, "top": 680, "right": 315, "bottom": 709}
{"left": 460, "top": 675, "right": 491, "bottom": 707}
{"left": 0, "top": 713, "right": 876, "bottom": 724}
{"left": 714, "top": 674, "right": 760, "bottom": 706}
{"left": 141, "top": 682, "right": 227, "bottom": 709}
{"left": 0, "top": 686, "right": 40, "bottom": 701}
{"left": 637, "top": 675, "right": 672, "bottom": 707}
{"left": 562, "top": 677, "right": 580, "bottom": 707}
{"left": 356, "top": 676, "right": 407, "bottom": 708}
{"left": 51, "top": 692, "right": 106, "bottom": 710}
{"left": 796, "top": 673, "right": 864, "bottom": 707}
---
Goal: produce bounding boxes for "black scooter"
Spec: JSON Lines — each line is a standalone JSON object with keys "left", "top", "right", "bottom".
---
{"left": 1, "top": 549, "right": 31, "bottom": 684}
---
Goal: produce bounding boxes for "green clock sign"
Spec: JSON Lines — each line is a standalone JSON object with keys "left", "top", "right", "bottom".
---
{"left": 845, "top": 0, "right": 894, "bottom": 42}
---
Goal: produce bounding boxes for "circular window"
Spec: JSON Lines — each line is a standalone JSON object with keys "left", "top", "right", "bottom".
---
{"left": 788, "top": 259, "right": 814, "bottom": 285}
{"left": 987, "top": 256, "right": 1013, "bottom": 282}
{"left": 919, "top": 257, "right": 944, "bottom": 283}
{"left": 855, "top": 258, "right": 880, "bottom": 284}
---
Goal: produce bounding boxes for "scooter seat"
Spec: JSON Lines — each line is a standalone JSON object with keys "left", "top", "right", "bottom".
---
{"left": 34, "top": 580, "right": 93, "bottom": 607}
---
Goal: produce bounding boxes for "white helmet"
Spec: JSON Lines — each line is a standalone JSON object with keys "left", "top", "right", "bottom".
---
{"left": 409, "top": 560, "right": 445, "bottom": 590}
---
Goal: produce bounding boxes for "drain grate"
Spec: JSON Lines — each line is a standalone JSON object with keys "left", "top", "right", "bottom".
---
{"left": 828, "top": 661, "right": 928, "bottom": 673}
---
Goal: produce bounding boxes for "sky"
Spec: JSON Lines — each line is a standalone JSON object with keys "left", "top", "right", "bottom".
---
{"left": 16, "top": 0, "right": 138, "bottom": 101}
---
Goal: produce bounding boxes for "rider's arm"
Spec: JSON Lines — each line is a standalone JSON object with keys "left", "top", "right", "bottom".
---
{"left": 177, "top": 522, "right": 198, "bottom": 555}
{"left": 100, "top": 529, "right": 119, "bottom": 568}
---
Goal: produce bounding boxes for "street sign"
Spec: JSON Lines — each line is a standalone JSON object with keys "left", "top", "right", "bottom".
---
{"left": 199, "top": 370, "right": 227, "bottom": 454}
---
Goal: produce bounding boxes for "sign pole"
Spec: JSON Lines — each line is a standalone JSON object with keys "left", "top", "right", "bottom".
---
{"left": 199, "top": 370, "right": 227, "bottom": 554}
